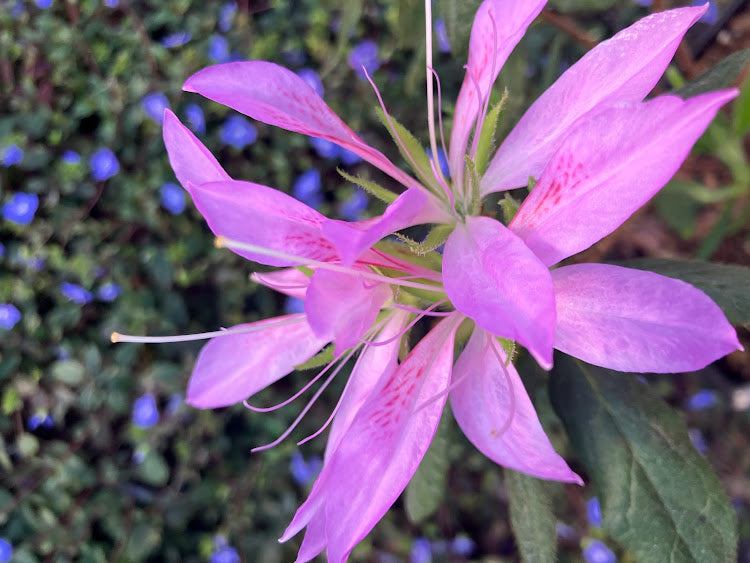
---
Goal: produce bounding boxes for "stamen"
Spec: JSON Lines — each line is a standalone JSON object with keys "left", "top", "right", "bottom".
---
{"left": 427, "top": 66, "right": 449, "bottom": 168}
{"left": 424, "top": 0, "right": 441, "bottom": 182}
{"left": 429, "top": 153, "right": 454, "bottom": 209}
{"left": 215, "top": 236, "right": 445, "bottom": 294}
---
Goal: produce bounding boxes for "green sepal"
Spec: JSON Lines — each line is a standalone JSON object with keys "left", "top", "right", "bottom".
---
{"left": 337, "top": 168, "right": 398, "bottom": 204}
{"left": 462, "top": 155, "right": 482, "bottom": 216}
{"left": 293, "top": 345, "right": 334, "bottom": 371}
{"left": 527, "top": 176, "right": 537, "bottom": 191}
{"left": 496, "top": 337, "right": 516, "bottom": 364}
{"left": 374, "top": 239, "right": 443, "bottom": 271}
{"left": 395, "top": 224, "right": 453, "bottom": 255}
{"left": 499, "top": 193, "right": 521, "bottom": 224}
{"left": 294, "top": 265, "right": 315, "bottom": 278}
{"left": 474, "top": 90, "right": 508, "bottom": 176}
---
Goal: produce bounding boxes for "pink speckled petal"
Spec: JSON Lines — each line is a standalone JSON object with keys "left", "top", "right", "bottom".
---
{"left": 251, "top": 268, "right": 311, "bottom": 299}
{"left": 187, "top": 315, "right": 327, "bottom": 408}
{"left": 552, "top": 264, "right": 742, "bottom": 373}
{"left": 484, "top": 5, "right": 708, "bottom": 193}
{"left": 451, "top": 329, "right": 581, "bottom": 483}
{"left": 184, "top": 62, "right": 417, "bottom": 189}
{"left": 510, "top": 91, "right": 737, "bottom": 267}
{"left": 189, "top": 179, "right": 338, "bottom": 266}
{"left": 443, "top": 216, "right": 555, "bottom": 369}
{"left": 449, "top": 0, "right": 545, "bottom": 183}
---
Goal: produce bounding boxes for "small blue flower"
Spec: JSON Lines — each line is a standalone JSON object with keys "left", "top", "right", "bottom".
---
{"left": 218, "top": 3, "right": 236, "bottom": 33}
{"left": 89, "top": 148, "right": 119, "bottom": 181}
{"left": 0, "top": 243, "right": 5, "bottom": 258}
{"left": 632, "top": 0, "right": 651, "bottom": 5}
{"left": 10, "top": 1, "right": 24, "bottom": 18}
{"left": 586, "top": 497, "right": 602, "bottom": 527}
{"left": 27, "top": 413, "right": 54, "bottom": 431}
{"left": 2, "top": 192, "right": 39, "bottom": 225}
{"left": 450, "top": 536, "right": 475, "bottom": 556}
{"left": 583, "top": 539, "right": 617, "bottom": 563}
{"left": 556, "top": 522, "right": 577, "bottom": 540}
{"left": 160, "top": 182, "right": 186, "bottom": 215}
{"left": 340, "top": 190, "right": 368, "bottom": 221}
{"left": 96, "top": 282, "right": 122, "bottom": 302}
{"left": 132, "top": 448, "right": 146, "bottom": 464}
{"left": 285, "top": 296, "right": 305, "bottom": 314}
{"left": 184, "top": 103, "right": 206, "bottom": 134}
{"left": 160, "top": 31, "right": 192, "bottom": 48}
{"left": 0, "top": 538, "right": 12, "bottom": 563}
{"left": 2, "top": 144, "right": 23, "bottom": 167}
{"left": 132, "top": 393, "right": 160, "bottom": 428}
{"left": 208, "top": 34, "right": 230, "bottom": 63}
{"left": 142, "top": 92, "right": 170, "bottom": 124}
{"left": 434, "top": 18, "right": 451, "bottom": 53}
{"left": 211, "top": 546, "right": 240, "bottom": 563}
{"left": 348, "top": 39, "right": 380, "bottom": 80}
{"left": 691, "top": 0, "right": 718, "bottom": 24}
{"left": 297, "top": 68, "right": 324, "bottom": 97}
{"left": 427, "top": 146, "right": 450, "bottom": 179}
{"left": 220, "top": 116, "right": 257, "bottom": 149}
{"left": 689, "top": 428, "right": 708, "bottom": 455}
{"left": 290, "top": 451, "right": 323, "bottom": 485}
{"left": 309, "top": 137, "right": 341, "bottom": 159}
{"left": 165, "top": 392, "right": 183, "bottom": 416}
{"left": 0, "top": 304, "right": 21, "bottom": 330}
{"left": 60, "top": 282, "right": 93, "bottom": 304}
{"left": 340, "top": 147, "right": 362, "bottom": 166}
{"left": 104, "top": 0, "right": 118, "bottom": 7}
{"left": 686, "top": 389, "right": 718, "bottom": 411}
{"left": 293, "top": 169, "right": 323, "bottom": 209}
{"left": 410, "top": 537, "right": 432, "bottom": 563}
{"left": 62, "top": 150, "right": 81, "bottom": 165}
{"left": 35, "top": 0, "right": 53, "bottom": 7}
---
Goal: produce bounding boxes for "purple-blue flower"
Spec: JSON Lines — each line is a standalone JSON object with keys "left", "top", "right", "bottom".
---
{"left": 434, "top": 18, "right": 451, "bottom": 53}
{"left": 89, "top": 148, "right": 119, "bottom": 181}
{"left": 410, "top": 537, "right": 432, "bottom": 563}
{"left": 132, "top": 393, "right": 160, "bottom": 428}
{"left": 165, "top": 392, "right": 183, "bottom": 416}
{"left": 60, "top": 282, "right": 93, "bottom": 304}
{"left": 35, "top": 0, "right": 53, "bottom": 8}
{"left": 348, "top": 39, "right": 380, "bottom": 80}
{"left": 62, "top": 150, "right": 81, "bottom": 165}
{"left": 340, "top": 189, "right": 368, "bottom": 221}
{"left": 691, "top": 0, "right": 718, "bottom": 24}
{"left": 0, "top": 243, "right": 5, "bottom": 258}
{"left": 208, "top": 34, "right": 230, "bottom": 63}
{"left": 428, "top": 146, "right": 450, "bottom": 178}
{"left": 220, "top": 116, "right": 257, "bottom": 149}
{"left": 292, "top": 169, "right": 323, "bottom": 209}
{"left": 583, "top": 539, "right": 617, "bottom": 563}
{"left": 160, "top": 182, "right": 186, "bottom": 214}
{"left": 97, "top": 282, "right": 122, "bottom": 302}
{"left": 2, "top": 144, "right": 23, "bottom": 167}
{"left": 340, "top": 147, "right": 363, "bottom": 166}
{"left": 2, "top": 192, "right": 39, "bottom": 225}
{"left": 309, "top": 136, "right": 341, "bottom": 159}
{"left": 686, "top": 389, "right": 718, "bottom": 410}
{"left": 210, "top": 546, "right": 240, "bottom": 563}
{"left": 0, "top": 538, "right": 12, "bottom": 563}
{"left": 285, "top": 296, "right": 305, "bottom": 314}
{"left": 27, "top": 413, "right": 54, "bottom": 431}
{"left": 450, "top": 536, "right": 476, "bottom": 556}
{"left": 160, "top": 31, "right": 192, "bottom": 48}
{"left": 104, "top": 0, "right": 118, "bottom": 7}
{"left": 184, "top": 103, "right": 206, "bottom": 134}
{"left": 142, "top": 92, "right": 170, "bottom": 124}
{"left": 218, "top": 3, "right": 236, "bottom": 33}
{"left": 586, "top": 497, "right": 602, "bottom": 527}
{"left": 0, "top": 304, "right": 21, "bottom": 330}
{"left": 689, "top": 428, "right": 708, "bottom": 455}
{"left": 290, "top": 451, "right": 323, "bottom": 485}
{"left": 297, "top": 68, "right": 324, "bottom": 97}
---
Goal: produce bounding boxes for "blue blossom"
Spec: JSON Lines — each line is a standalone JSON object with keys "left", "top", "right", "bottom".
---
{"left": 142, "top": 92, "right": 170, "bottom": 124}
{"left": 211, "top": 546, "right": 240, "bottom": 563}
{"left": 184, "top": 103, "right": 206, "bottom": 134}
{"left": 62, "top": 150, "right": 81, "bottom": 165}
{"left": 410, "top": 537, "right": 432, "bottom": 563}
{"left": 0, "top": 538, "right": 12, "bottom": 563}
{"left": 132, "top": 393, "right": 160, "bottom": 428}
{"left": 686, "top": 389, "right": 717, "bottom": 410}
{"left": 282, "top": 48, "right": 306, "bottom": 67}
{"left": 165, "top": 392, "right": 183, "bottom": 416}
{"left": 427, "top": 146, "right": 450, "bottom": 178}
{"left": 632, "top": 0, "right": 652, "bottom": 5}
{"left": 434, "top": 18, "right": 451, "bottom": 53}
{"left": 310, "top": 136, "right": 341, "bottom": 159}
{"left": 586, "top": 497, "right": 602, "bottom": 527}
{"left": 2, "top": 144, "right": 23, "bottom": 167}
{"left": 208, "top": 34, "right": 230, "bottom": 63}
{"left": 96, "top": 282, "right": 122, "bottom": 302}
{"left": 61, "top": 282, "right": 93, "bottom": 304}
{"left": 689, "top": 428, "right": 708, "bottom": 455}
{"left": 691, "top": 0, "right": 718, "bottom": 24}
{"left": 290, "top": 451, "right": 323, "bottom": 485}
{"left": 218, "top": 3, "right": 236, "bottom": 33}
{"left": 285, "top": 296, "right": 305, "bottom": 314}
{"left": 2, "top": 192, "right": 39, "bottom": 225}
{"left": 27, "top": 413, "right": 54, "bottom": 431}
{"left": 348, "top": 39, "right": 380, "bottom": 80}
{"left": 340, "top": 190, "right": 368, "bottom": 221}
{"left": 104, "top": 0, "right": 118, "bottom": 7}
{"left": 583, "top": 540, "right": 617, "bottom": 563}
{"left": 292, "top": 169, "right": 323, "bottom": 209}
{"left": 89, "top": 148, "right": 119, "bottom": 181}
{"left": 0, "top": 304, "right": 21, "bottom": 330}
{"left": 132, "top": 448, "right": 146, "bottom": 464}
{"left": 297, "top": 68, "right": 324, "bottom": 97}
{"left": 160, "top": 182, "right": 186, "bottom": 215}
{"left": 0, "top": 243, "right": 5, "bottom": 258}
{"left": 450, "top": 536, "right": 476, "bottom": 556}
{"left": 220, "top": 116, "right": 257, "bottom": 149}
{"left": 160, "top": 31, "right": 192, "bottom": 48}
{"left": 556, "top": 522, "right": 577, "bottom": 540}
{"left": 35, "top": 0, "right": 53, "bottom": 7}
{"left": 340, "top": 147, "right": 363, "bottom": 166}
{"left": 10, "top": 1, "right": 24, "bottom": 18}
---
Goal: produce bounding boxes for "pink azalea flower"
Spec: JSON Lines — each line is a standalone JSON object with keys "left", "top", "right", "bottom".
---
{"left": 113, "top": 1, "right": 744, "bottom": 560}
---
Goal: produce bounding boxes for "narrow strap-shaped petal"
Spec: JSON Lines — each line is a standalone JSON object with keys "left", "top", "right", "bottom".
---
{"left": 323, "top": 316, "right": 461, "bottom": 562}
{"left": 189, "top": 179, "right": 339, "bottom": 266}
{"left": 451, "top": 329, "right": 581, "bottom": 483}
{"left": 510, "top": 91, "right": 737, "bottom": 267}
{"left": 251, "top": 268, "right": 311, "bottom": 299}
{"left": 448, "top": 0, "right": 546, "bottom": 183}
{"left": 163, "top": 109, "right": 230, "bottom": 188}
{"left": 552, "top": 264, "right": 742, "bottom": 373}
{"left": 186, "top": 315, "right": 328, "bottom": 408}
{"left": 184, "top": 61, "right": 418, "bottom": 189}
{"left": 483, "top": 5, "right": 707, "bottom": 194}
{"left": 295, "top": 512, "right": 327, "bottom": 563}
{"left": 304, "top": 269, "right": 392, "bottom": 353}
{"left": 443, "top": 216, "right": 555, "bottom": 369}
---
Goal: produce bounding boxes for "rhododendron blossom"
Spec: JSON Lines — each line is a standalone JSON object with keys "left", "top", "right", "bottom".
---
{"left": 114, "top": 1, "right": 743, "bottom": 560}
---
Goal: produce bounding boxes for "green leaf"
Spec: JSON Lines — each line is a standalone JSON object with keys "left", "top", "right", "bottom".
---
{"left": 475, "top": 93, "right": 508, "bottom": 176}
{"left": 337, "top": 168, "right": 398, "bottom": 204}
{"left": 549, "top": 355, "right": 737, "bottom": 562}
{"left": 733, "top": 72, "right": 750, "bottom": 136}
{"left": 405, "top": 408, "right": 451, "bottom": 523}
{"left": 675, "top": 49, "right": 750, "bottom": 99}
{"left": 434, "top": 0, "right": 482, "bottom": 59}
{"left": 653, "top": 181, "right": 703, "bottom": 239}
{"left": 50, "top": 360, "right": 86, "bottom": 386}
{"left": 136, "top": 451, "right": 170, "bottom": 487}
{"left": 505, "top": 469, "right": 557, "bottom": 563}
{"left": 613, "top": 258, "right": 750, "bottom": 326}
{"left": 294, "top": 345, "right": 334, "bottom": 371}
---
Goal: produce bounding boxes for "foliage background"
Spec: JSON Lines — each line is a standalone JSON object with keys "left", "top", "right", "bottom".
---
{"left": 0, "top": 0, "right": 748, "bottom": 561}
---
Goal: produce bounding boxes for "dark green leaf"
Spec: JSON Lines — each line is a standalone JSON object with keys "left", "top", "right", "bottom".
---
{"left": 50, "top": 360, "right": 86, "bottom": 386}
{"left": 675, "top": 49, "right": 750, "bottom": 99}
{"left": 505, "top": 469, "right": 558, "bottom": 563}
{"left": 549, "top": 0, "right": 617, "bottom": 12}
{"left": 550, "top": 356, "right": 737, "bottom": 562}
{"left": 136, "top": 451, "right": 170, "bottom": 487}
{"left": 613, "top": 258, "right": 750, "bottom": 325}
{"left": 434, "top": 0, "right": 482, "bottom": 59}
{"left": 653, "top": 181, "right": 702, "bottom": 239}
{"left": 733, "top": 73, "right": 750, "bottom": 136}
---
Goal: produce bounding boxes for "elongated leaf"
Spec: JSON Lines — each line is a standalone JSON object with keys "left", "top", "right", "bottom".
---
{"left": 404, "top": 408, "right": 451, "bottom": 523}
{"left": 733, "top": 72, "right": 750, "bottom": 135}
{"left": 675, "top": 49, "right": 750, "bottom": 99}
{"left": 505, "top": 469, "right": 557, "bottom": 563}
{"left": 549, "top": 355, "right": 737, "bottom": 562}
{"left": 613, "top": 258, "right": 750, "bottom": 325}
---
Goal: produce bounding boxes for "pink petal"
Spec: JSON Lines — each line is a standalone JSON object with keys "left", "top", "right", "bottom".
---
{"left": 510, "top": 91, "right": 737, "bottom": 267}
{"left": 552, "top": 263, "right": 742, "bottom": 373}
{"left": 448, "top": 0, "right": 546, "bottom": 183}
{"left": 304, "top": 268, "right": 392, "bottom": 353}
{"left": 184, "top": 61, "right": 417, "bottom": 189}
{"left": 162, "top": 109, "right": 230, "bottom": 187}
{"left": 296, "top": 512, "right": 327, "bottom": 563}
{"left": 443, "top": 216, "right": 555, "bottom": 369}
{"left": 251, "top": 268, "right": 311, "bottom": 299}
{"left": 484, "top": 5, "right": 708, "bottom": 193}
{"left": 189, "top": 179, "right": 339, "bottom": 266}
{"left": 186, "top": 315, "right": 327, "bottom": 408}
{"left": 451, "top": 329, "right": 581, "bottom": 483}
{"left": 323, "top": 316, "right": 461, "bottom": 562}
